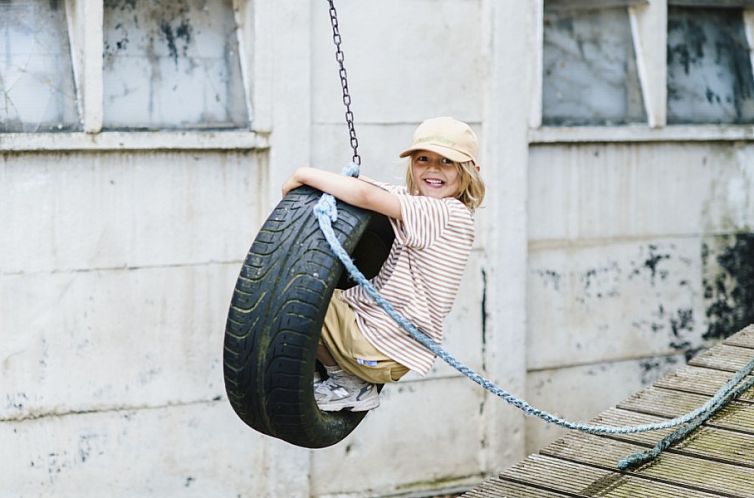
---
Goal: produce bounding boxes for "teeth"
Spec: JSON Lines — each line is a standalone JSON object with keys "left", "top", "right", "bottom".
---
{"left": 425, "top": 179, "right": 443, "bottom": 185}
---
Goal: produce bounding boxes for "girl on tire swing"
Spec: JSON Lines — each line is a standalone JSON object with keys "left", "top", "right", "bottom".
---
{"left": 282, "top": 117, "right": 485, "bottom": 412}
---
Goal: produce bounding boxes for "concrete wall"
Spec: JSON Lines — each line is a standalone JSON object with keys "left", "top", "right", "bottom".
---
{"left": 2, "top": 1, "right": 514, "bottom": 496}
{"left": 0, "top": 151, "right": 313, "bottom": 496}
{"left": 2, "top": 0, "right": 753, "bottom": 496}
{"left": 525, "top": 142, "right": 754, "bottom": 452}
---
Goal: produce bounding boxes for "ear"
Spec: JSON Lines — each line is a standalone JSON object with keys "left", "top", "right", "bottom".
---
{"left": 475, "top": 164, "right": 481, "bottom": 173}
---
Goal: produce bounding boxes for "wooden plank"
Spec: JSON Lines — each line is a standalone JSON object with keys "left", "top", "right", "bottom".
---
{"left": 462, "top": 325, "right": 754, "bottom": 498}
{"left": 654, "top": 365, "right": 754, "bottom": 402}
{"left": 724, "top": 325, "right": 754, "bottom": 349}
{"left": 498, "top": 454, "right": 722, "bottom": 498}
{"left": 617, "top": 386, "right": 754, "bottom": 434}
{"left": 590, "top": 407, "right": 754, "bottom": 468}
{"left": 689, "top": 344, "right": 754, "bottom": 373}
{"left": 464, "top": 324, "right": 754, "bottom": 498}
{"left": 541, "top": 432, "right": 754, "bottom": 497}
{"left": 461, "top": 477, "right": 571, "bottom": 498}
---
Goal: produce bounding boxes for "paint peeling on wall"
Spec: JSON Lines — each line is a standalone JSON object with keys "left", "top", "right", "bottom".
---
{"left": 533, "top": 269, "right": 562, "bottom": 291}
{"left": 638, "top": 356, "right": 680, "bottom": 386}
{"left": 529, "top": 241, "right": 703, "bottom": 367}
{"left": 160, "top": 19, "right": 192, "bottom": 65}
{"left": 5, "top": 392, "right": 29, "bottom": 414}
{"left": 629, "top": 244, "right": 671, "bottom": 284}
{"left": 626, "top": 244, "right": 698, "bottom": 357}
{"left": 577, "top": 262, "right": 622, "bottom": 303}
{"left": 702, "top": 232, "right": 754, "bottom": 340}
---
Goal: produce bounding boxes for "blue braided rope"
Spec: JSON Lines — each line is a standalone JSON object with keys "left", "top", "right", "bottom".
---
{"left": 313, "top": 163, "right": 754, "bottom": 469}
{"left": 618, "top": 371, "right": 754, "bottom": 468}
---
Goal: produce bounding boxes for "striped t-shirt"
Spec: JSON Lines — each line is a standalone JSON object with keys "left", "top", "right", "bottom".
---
{"left": 341, "top": 181, "right": 475, "bottom": 375}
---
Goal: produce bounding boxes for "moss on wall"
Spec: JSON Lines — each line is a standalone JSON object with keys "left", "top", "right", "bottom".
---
{"left": 702, "top": 232, "right": 754, "bottom": 340}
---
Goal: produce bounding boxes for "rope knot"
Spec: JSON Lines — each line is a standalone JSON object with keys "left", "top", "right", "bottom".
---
{"left": 342, "top": 161, "right": 360, "bottom": 178}
{"left": 313, "top": 193, "right": 338, "bottom": 222}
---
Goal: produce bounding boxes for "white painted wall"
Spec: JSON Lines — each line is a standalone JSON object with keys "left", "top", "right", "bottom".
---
{"left": 3, "top": 0, "right": 754, "bottom": 496}
{"left": 0, "top": 150, "right": 312, "bottom": 496}
{"left": 526, "top": 142, "right": 754, "bottom": 452}
{"left": 1, "top": 1, "right": 498, "bottom": 496}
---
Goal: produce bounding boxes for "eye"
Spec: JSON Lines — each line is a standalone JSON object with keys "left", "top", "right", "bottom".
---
{"left": 441, "top": 158, "right": 455, "bottom": 166}
{"left": 415, "top": 155, "right": 429, "bottom": 163}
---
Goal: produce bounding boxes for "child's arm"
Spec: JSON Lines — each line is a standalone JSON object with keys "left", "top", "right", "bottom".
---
{"left": 282, "top": 167, "right": 402, "bottom": 220}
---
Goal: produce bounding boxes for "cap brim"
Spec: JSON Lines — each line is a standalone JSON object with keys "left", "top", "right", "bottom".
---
{"left": 399, "top": 143, "right": 473, "bottom": 163}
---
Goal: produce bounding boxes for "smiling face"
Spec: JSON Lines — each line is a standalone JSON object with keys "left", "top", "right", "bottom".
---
{"left": 410, "top": 150, "right": 462, "bottom": 200}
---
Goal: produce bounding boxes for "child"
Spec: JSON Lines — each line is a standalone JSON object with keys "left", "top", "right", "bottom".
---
{"left": 281, "top": 116, "right": 485, "bottom": 412}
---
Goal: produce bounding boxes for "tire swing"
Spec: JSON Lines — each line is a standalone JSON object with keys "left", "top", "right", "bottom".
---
{"left": 223, "top": 188, "right": 393, "bottom": 448}
{"left": 223, "top": 1, "right": 393, "bottom": 448}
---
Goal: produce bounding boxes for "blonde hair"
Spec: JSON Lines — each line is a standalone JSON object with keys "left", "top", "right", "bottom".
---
{"left": 405, "top": 157, "right": 486, "bottom": 211}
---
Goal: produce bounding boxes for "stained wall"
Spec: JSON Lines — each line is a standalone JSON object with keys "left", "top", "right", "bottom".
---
{"left": 2, "top": 0, "right": 754, "bottom": 497}
{"left": 526, "top": 143, "right": 754, "bottom": 452}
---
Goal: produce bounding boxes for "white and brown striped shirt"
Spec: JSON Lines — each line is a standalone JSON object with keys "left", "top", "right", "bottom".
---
{"left": 341, "top": 181, "right": 475, "bottom": 375}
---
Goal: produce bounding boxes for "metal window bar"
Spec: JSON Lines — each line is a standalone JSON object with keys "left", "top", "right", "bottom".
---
{"left": 546, "top": 0, "right": 647, "bottom": 12}
{"left": 669, "top": 1, "right": 754, "bottom": 8}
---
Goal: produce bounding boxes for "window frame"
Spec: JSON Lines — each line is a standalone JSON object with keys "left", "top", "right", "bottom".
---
{"left": 0, "top": 0, "right": 270, "bottom": 152}
{"left": 531, "top": 0, "right": 754, "bottom": 143}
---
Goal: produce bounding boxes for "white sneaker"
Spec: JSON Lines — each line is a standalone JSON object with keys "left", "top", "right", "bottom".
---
{"left": 313, "top": 370, "right": 323, "bottom": 389}
{"left": 314, "top": 374, "right": 379, "bottom": 412}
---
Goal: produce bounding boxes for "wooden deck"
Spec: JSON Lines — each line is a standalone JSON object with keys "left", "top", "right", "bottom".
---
{"left": 463, "top": 325, "right": 754, "bottom": 498}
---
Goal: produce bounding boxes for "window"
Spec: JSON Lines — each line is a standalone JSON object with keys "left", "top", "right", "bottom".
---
{"left": 667, "top": 6, "right": 754, "bottom": 124}
{"left": 542, "top": 2, "right": 646, "bottom": 126}
{"left": 0, "top": 0, "right": 80, "bottom": 133}
{"left": 103, "top": 0, "right": 248, "bottom": 130}
{"left": 537, "top": 0, "right": 754, "bottom": 135}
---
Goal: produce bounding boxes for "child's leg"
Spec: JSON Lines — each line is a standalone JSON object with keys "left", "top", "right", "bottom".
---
{"left": 316, "top": 292, "right": 383, "bottom": 411}
{"left": 312, "top": 344, "right": 334, "bottom": 390}
{"left": 316, "top": 291, "right": 413, "bottom": 411}
{"left": 317, "top": 343, "right": 337, "bottom": 367}
{"left": 315, "top": 335, "right": 379, "bottom": 411}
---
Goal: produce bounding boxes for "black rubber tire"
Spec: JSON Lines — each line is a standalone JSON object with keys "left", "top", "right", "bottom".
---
{"left": 223, "top": 186, "right": 394, "bottom": 448}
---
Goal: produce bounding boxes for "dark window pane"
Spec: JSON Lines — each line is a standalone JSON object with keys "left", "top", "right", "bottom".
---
{"left": 0, "top": 0, "right": 80, "bottom": 133}
{"left": 543, "top": 5, "right": 646, "bottom": 126}
{"left": 667, "top": 7, "right": 754, "bottom": 124}
{"left": 103, "top": 0, "right": 249, "bottom": 130}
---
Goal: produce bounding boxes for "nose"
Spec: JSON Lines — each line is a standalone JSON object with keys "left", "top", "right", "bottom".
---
{"left": 427, "top": 158, "right": 443, "bottom": 170}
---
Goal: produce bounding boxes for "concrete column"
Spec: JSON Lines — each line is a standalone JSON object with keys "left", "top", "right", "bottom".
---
{"left": 479, "top": 0, "right": 535, "bottom": 472}
{"left": 263, "top": 0, "right": 314, "bottom": 490}
{"left": 265, "top": 0, "right": 313, "bottom": 212}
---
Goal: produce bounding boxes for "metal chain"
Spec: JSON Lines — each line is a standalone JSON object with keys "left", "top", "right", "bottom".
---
{"left": 326, "top": 0, "right": 361, "bottom": 167}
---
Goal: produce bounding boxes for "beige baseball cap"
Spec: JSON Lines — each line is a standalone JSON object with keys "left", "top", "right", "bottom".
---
{"left": 399, "top": 116, "right": 479, "bottom": 165}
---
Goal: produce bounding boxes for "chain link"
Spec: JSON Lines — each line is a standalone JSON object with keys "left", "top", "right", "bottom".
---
{"left": 326, "top": 0, "right": 361, "bottom": 167}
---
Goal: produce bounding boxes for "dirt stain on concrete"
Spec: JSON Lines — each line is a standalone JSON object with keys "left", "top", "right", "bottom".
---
{"left": 702, "top": 232, "right": 754, "bottom": 340}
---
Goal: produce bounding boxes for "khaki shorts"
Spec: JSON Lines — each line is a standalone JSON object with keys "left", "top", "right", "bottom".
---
{"left": 320, "top": 291, "right": 409, "bottom": 384}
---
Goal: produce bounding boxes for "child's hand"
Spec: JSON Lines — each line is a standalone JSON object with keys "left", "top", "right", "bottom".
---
{"left": 282, "top": 170, "right": 304, "bottom": 197}
{"left": 281, "top": 167, "right": 401, "bottom": 219}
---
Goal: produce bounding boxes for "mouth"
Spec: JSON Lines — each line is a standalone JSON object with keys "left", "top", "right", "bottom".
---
{"left": 423, "top": 178, "right": 445, "bottom": 188}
